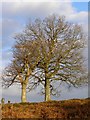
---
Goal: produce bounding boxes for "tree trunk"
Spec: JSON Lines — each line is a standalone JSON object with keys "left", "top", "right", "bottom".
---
{"left": 21, "top": 83, "right": 27, "bottom": 103}
{"left": 45, "top": 78, "right": 51, "bottom": 101}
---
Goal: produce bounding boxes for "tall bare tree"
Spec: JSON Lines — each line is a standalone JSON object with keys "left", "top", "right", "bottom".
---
{"left": 2, "top": 40, "right": 41, "bottom": 102}
{"left": 23, "top": 15, "right": 87, "bottom": 101}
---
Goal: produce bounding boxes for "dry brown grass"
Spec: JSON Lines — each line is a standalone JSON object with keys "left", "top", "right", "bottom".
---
{"left": 1, "top": 98, "right": 90, "bottom": 119}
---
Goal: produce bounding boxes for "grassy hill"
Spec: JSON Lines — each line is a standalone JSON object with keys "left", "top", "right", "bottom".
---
{"left": 1, "top": 98, "right": 90, "bottom": 119}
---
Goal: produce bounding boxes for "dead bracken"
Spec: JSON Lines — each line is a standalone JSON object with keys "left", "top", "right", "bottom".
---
{"left": 1, "top": 98, "right": 90, "bottom": 119}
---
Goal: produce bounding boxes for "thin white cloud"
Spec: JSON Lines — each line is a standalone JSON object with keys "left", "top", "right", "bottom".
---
{"left": 1, "top": 0, "right": 89, "bottom": 2}
{"left": 2, "top": 2, "right": 88, "bottom": 27}
{"left": 1, "top": 0, "right": 72, "bottom": 2}
{"left": 2, "top": 2, "right": 74, "bottom": 18}
{"left": 68, "top": 11, "right": 88, "bottom": 22}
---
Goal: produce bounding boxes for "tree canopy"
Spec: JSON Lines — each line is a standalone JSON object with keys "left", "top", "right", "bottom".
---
{"left": 2, "top": 15, "right": 88, "bottom": 102}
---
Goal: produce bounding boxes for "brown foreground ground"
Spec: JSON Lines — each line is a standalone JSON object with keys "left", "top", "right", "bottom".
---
{"left": 1, "top": 98, "right": 90, "bottom": 119}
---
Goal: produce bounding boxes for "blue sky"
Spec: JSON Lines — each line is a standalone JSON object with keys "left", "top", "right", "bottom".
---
{"left": 72, "top": 2, "right": 88, "bottom": 12}
{"left": 0, "top": 1, "right": 88, "bottom": 103}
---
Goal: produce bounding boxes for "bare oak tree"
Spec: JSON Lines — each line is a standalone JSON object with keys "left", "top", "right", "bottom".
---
{"left": 23, "top": 15, "right": 87, "bottom": 101}
{"left": 2, "top": 40, "right": 41, "bottom": 102}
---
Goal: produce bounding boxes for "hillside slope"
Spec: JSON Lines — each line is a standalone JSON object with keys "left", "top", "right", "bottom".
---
{"left": 1, "top": 98, "right": 90, "bottom": 119}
